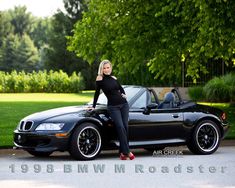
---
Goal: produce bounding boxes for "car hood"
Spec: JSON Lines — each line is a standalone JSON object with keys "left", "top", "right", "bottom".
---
{"left": 23, "top": 105, "right": 86, "bottom": 122}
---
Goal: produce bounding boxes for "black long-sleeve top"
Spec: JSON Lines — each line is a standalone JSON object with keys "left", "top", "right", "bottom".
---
{"left": 92, "top": 74, "right": 127, "bottom": 108}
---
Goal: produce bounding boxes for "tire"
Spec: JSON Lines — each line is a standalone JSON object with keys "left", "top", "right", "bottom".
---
{"left": 27, "top": 150, "right": 53, "bottom": 157}
{"left": 187, "top": 120, "right": 221, "bottom": 155}
{"left": 69, "top": 123, "right": 102, "bottom": 160}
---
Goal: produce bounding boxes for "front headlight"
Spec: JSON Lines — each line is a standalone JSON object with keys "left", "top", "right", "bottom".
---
{"left": 35, "top": 123, "right": 65, "bottom": 131}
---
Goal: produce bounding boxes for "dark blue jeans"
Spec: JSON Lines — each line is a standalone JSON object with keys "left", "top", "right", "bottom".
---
{"left": 108, "top": 102, "right": 130, "bottom": 155}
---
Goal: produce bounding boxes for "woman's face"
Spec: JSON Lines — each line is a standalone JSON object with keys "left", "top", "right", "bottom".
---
{"left": 103, "top": 63, "right": 112, "bottom": 75}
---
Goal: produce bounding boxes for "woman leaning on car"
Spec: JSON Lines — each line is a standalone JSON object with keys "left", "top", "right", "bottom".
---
{"left": 89, "top": 60, "right": 135, "bottom": 160}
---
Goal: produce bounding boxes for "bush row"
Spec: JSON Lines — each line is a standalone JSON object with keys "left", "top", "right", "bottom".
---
{"left": 0, "top": 70, "right": 84, "bottom": 93}
{"left": 188, "top": 73, "right": 235, "bottom": 102}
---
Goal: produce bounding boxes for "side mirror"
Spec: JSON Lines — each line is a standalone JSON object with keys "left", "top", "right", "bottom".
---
{"left": 147, "top": 103, "right": 158, "bottom": 110}
{"left": 143, "top": 103, "right": 158, "bottom": 115}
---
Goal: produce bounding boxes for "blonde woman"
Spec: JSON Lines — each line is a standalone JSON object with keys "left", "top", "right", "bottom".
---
{"left": 90, "top": 60, "right": 135, "bottom": 160}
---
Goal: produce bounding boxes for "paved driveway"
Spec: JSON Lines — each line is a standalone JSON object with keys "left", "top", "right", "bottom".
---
{"left": 0, "top": 145, "right": 235, "bottom": 188}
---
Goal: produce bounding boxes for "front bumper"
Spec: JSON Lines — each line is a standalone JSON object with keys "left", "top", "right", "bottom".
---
{"left": 14, "top": 130, "right": 70, "bottom": 152}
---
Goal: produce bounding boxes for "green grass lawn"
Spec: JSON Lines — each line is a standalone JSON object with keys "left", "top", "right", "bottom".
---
{"left": 0, "top": 93, "right": 234, "bottom": 148}
{"left": 0, "top": 92, "right": 94, "bottom": 147}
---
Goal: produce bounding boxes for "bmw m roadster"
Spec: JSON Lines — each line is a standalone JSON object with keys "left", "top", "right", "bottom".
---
{"left": 14, "top": 86, "right": 229, "bottom": 160}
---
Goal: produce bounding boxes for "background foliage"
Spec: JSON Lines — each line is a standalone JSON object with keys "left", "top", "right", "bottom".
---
{"left": 1, "top": 0, "right": 235, "bottom": 89}
{"left": 189, "top": 73, "right": 235, "bottom": 102}
{"left": 68, "top": 0, "right": 235, "bottom": 86}
{"left": 0, "top": 0, "right": 97, "bottom": 89}
{"left": 0, "top": 70, "right": 84, "bottom": 93}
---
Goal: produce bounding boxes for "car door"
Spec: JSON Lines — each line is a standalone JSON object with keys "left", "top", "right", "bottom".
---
{"left": 128, "top": 89, "right": 184, "bottom": 141}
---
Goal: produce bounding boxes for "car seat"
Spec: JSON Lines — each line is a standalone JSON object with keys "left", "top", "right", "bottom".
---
{"left": 158, "top": 92, "right": 176, "bottom": 109}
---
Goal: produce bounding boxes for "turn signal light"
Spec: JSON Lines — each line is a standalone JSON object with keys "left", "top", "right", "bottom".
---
{"left": 55, "top": 133, "right": 68, "bottom": 138}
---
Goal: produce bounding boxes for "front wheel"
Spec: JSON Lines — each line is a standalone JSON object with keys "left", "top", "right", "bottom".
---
{"left": 69, "top": 123, "right": 102, "bottom": 160}
{"left": 187, "top": 120, "right": 221, "bottom": 155}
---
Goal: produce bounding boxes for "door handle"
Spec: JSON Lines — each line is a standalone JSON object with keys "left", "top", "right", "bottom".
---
{"left": 172, "top": 114, "right": 179, "bottom": 118}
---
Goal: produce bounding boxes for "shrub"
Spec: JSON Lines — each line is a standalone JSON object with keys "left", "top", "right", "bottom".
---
{"left": 203, "top": 76, "right": 230, "bottom": 102}
{"left": 47, "top": 70, "right": 70, "bottom": 93}
{"left": 188, "top": 86, "right": 205, "bottom": 101}
{"left": 4, "top": 71, "right": 18, "bottom": 92}
{"left": 223, "top": 73, "right": 235, "bottom": 102}
{"left": 16, "top": 71, "right": 29, "bottom": 92}
{"left": 69, "top": 72, "right": 85, "bottom": 93}
{"left": 0, "top": 71, "right": 5, "bottom": 92}
{"left": 28, "top": 70, "right": 48, "bottom": 92}
{"left": 0, "top": 70, "right": 84, "bottom": 93}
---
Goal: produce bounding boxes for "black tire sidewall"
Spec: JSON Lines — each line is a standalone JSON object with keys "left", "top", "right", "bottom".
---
{"left": 69, "top": 123, "right": 102, "bottom": 160}
{"left": 27, "top": 150, "right": 53, "bottom": 157}
{"left": 188, "top": 120, "right": 221, "bottom": 155}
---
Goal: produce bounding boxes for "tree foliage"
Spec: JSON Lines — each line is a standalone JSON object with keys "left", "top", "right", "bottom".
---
{"left": 0, "top": 33, "right": 39, "bottom": 72}
{"left": 68, "top": 0, "right": 235, "bottom": 85}
{"left": 64, "top": 0, "right": 88, "bottom": 21}
{"left": 8, "top": 6, "right": 33, "bottom": 36}
{"left": 0, "top": 2, "right": 95, "bottom": 89}
{"left": 30, "top": 18, "right": 52, "bottom": 49}
{"left": 44, "top": 0, "right": 97, "bottom": 89}
{"left": 0, "top": 7, "right": 40, "bottom": 72}
{"left": 0, "top": 11, "right": 13, "bottom": 47}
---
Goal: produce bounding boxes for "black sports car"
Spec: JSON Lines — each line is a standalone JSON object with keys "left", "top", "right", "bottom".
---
{"left": 14, "top": 86, "right": 229, "bottom": 160}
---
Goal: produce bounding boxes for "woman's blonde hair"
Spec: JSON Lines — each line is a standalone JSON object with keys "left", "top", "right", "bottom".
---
{"left": 97, "top": 60, "right": 112, "bottom": 76}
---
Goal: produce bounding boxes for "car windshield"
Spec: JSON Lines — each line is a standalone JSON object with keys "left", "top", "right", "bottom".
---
{"left": 88, "top": 87, "right": 142, "bottom": 105}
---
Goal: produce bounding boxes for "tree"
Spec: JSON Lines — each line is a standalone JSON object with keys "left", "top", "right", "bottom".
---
{"left": 44, "top": 11, "right": 76, "bottom": 72}
{"left": 16, "top": 34, "right": 39, "bottom": 71}
{"left": 0, "top": 6, "right": 40, "bottom": 72}
{"left": 0, "top": 11, "right": 13, "bottom": 47}
{"left": 149, "top": 0, "right": 235, "bottom": 83}
{"left": 0, "top": 33, "right": 39, "bottom": 72}
{"left": 63, "top": 0, "right": 88, "bottom": 21}
{"left": 30, "top": 17, "right": 52, "bottom": 49}
{"left": 0, "top": 11, "right": 14, "bottom": 66}
{"left": 68, "top": 0, "right": 235, "bottom": 85}
{"left": 0, "top": 34, "right": 19, "bottom": 71}
{"left": 9, "top": 6, "right": 33, "bottom": 36}
{"left": 44, "top": 0, "right": 97, "bottom": 89}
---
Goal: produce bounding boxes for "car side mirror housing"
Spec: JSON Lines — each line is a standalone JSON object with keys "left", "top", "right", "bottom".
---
{"left": 147, "top": 103, "right": 158, "bottom": 109}
{"left": 143, "top": 103, "right": 158, "bottom": 115}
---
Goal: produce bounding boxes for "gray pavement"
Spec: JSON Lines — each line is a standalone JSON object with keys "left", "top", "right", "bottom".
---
{"left": 0, "top": 143, "right": 235, "bottom": 188}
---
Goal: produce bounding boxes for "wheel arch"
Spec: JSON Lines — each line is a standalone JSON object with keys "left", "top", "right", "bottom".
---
{"left": 193, "top": 116, "right": 223, "bottom": 137}
{"left": 69, "top": 117, "right": 103, "bottom": 139}
{"left": 76, "top": 117, "right": 103, "bottom": 127}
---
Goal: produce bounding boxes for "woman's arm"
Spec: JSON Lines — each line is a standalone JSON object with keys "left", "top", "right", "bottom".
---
{"left": 92, "top": 76, "right": 102, "bottom": 108}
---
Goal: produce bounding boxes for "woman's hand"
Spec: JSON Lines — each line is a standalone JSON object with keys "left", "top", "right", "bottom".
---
{"left": 86, "top": 106, "right": 95, "bottom": 111}
{"left": 121, "top": 93, "right": 127, "bottom": 99}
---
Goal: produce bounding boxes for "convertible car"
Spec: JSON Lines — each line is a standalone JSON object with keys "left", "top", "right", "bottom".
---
{"left": 14, "top": 86, "right": 229, "bottom": 160}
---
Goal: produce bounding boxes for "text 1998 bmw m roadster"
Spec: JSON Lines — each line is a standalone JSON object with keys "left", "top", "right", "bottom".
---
{"left": 14, "top": 86, "right": 229, "bottom": 160}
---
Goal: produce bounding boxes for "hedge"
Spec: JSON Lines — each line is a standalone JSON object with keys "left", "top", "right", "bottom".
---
{"left": 189, "top": 73, "right": 235, "bottom": 102}
{"left": 0, "top": 70, "right": 84, "bottom": 93}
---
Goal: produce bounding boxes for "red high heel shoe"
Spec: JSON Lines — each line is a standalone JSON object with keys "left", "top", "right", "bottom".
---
{"left": 128, "top": 152, "right": 135, "bottom": 160}
{"left": 120, "top": 153, "right": 128, "bottom": 160}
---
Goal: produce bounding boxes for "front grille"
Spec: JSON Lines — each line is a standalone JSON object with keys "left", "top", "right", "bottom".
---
{"left": 20, "top": 121, "right": 24, "bottom": 130}
{"left": 18, "top": 121, "right": 34, "bottom": 131}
